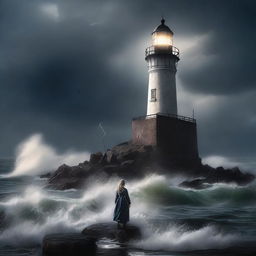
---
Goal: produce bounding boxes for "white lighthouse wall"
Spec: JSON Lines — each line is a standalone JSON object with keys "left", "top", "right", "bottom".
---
{"left": 146, "top": 55, "right": 178, "bottom": 116}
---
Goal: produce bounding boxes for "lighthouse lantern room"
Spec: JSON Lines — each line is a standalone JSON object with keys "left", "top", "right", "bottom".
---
{"left": 152, "top": 20, "right": 173, "bottom": 46}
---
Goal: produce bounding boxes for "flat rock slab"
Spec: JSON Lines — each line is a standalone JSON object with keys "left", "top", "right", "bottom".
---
{"left": 82, "top": 222, "right": 141, "bottom": 242}
{"left": 42, "top": 233, "right": 96, "bottom": 256}
{"left": 96, "top": 248, "right": 128, "bottom": 256}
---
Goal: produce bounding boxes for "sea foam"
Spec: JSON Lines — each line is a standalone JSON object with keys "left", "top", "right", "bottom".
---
{"left": 0, "top": 174, "right": 249, "bottom": 250}
{"left": 8, "top": 134, "right": 90, "bottom": 177}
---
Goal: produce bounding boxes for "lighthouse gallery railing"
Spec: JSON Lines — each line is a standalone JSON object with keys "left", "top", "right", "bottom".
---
{"left": 145, "top": 45, "right": 180, "bottom": 58}
{"left": 133, "top": 113, "right": 196, "bottom": 123}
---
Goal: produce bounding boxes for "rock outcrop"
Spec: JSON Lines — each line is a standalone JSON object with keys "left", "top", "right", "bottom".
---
{"left": 180, "top": 166, "right": 255, "bottom": 189}
{"left": 46, "top": 141, "right": 255, "bottom": 190}
{"left": 46, "top": 142, "right": 155, "bottom": 190}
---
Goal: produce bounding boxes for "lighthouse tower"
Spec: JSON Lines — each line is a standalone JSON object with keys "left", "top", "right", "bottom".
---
{"left": 146, "top": 18, "right": 179, "bottom": 116}
{"left": 132, "top": 19, "right": 200, "bottom": 164}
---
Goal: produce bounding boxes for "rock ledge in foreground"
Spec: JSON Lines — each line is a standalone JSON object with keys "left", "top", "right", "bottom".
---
{"left": 82, "top": 222, "right": 141, "bottom": 242}
{"left": 42, "top": 233, "right": 96, "bottom": 256}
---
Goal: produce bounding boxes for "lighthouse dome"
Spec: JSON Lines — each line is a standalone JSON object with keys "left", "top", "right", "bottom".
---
{"left": 152, "top": 18, "right": 173, "bottom": 35}
{"left": 151, "top": 18, "right": 174, "bottom": 46}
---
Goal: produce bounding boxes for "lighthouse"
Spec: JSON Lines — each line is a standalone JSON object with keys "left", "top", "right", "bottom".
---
{"left": 132, "top": 19, "right": 200, "bottom": 164}
{"left": 146, "top": 18, "right": 179, "bottom": 116}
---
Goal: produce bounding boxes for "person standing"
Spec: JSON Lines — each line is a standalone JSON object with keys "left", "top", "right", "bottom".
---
{"left": 113, "top": 179, "right": 131, "bottom": 229}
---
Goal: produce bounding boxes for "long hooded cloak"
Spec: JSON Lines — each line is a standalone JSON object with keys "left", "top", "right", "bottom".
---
{"left": 113, "top": 187, "right": 131, "bottom": 223}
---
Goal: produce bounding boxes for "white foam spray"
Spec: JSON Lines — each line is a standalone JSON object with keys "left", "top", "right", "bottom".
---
{"left": 133, "top": 224, "right": 237, "bottom": 251}
{"left": 9, "top": 134, "right": 90, "bottom": 177}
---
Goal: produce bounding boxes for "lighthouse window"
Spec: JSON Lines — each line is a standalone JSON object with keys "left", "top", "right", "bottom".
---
{"left": 151, "top": 89, "right": 157, "bottom": 101}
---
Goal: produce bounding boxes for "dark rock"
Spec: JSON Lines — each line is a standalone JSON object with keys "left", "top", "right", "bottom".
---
{"left": 102, "top": 165, "right": 120, "bottom": 174}
{"left": 40, "top": 172, "right": 52, "bottom": 178}
{"left": 206, "top": 167, "right": 255, "bottom": 185}
{"left": 90, "top": 152, "right": 103, "bottom": 164}
{"left": 180, "top": 178, "right": 212, "bottom": 190}
{"left": 105, "top": 150, "right": 117, "bottom": 164}
{"left": 97, "top": 248, "right": 128, "bottom": 256}
{"left": 0, "top": 210, "right": 13, "bottom": 231}
{"left": 49, "top": 164, "right": 72, "bottom": 179}
{"left": 0, "top": 211, "right": 5, "bottom": 229}
{"left": 216, "top": 166, "right": 225, "bottom": 172}
{"left": 121, "top": 160, "right": 135, "bottom": 167}
{"left": 47, "top": 163, "right": 94, "bottom": 190}
{"left": 77, "top": 162, "right": 88, "bottom": 168}
{"left": 111, "top": 142, "right": 153, "bottom": 162}
{"left": 42, "top": 233, "right": 96, "bottom": 256}
{"left": 82, "top": 222, "right": 141, "bottom": 242}
{"left": 180, "top": 166, "right": 255, "bottom": 189}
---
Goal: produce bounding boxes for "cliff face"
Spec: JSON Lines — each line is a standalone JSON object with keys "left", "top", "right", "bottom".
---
{"left": 45, "top": 141, "right": 255, "bottom": 190}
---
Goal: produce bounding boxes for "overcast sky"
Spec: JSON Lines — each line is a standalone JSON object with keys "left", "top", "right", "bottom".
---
{"left": 0, "top": 0, "right": 255, "bottom": 169}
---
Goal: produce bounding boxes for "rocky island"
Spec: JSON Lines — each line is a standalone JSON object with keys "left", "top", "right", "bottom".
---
{"left": 44, "top": 141, "right": 255, "bottom": 190}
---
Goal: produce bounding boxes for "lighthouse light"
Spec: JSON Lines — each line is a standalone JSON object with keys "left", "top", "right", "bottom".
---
{"left": 153, "top": 32, "right": 173, "bottom": 46}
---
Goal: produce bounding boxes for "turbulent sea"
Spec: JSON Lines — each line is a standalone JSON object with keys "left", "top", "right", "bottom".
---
{"left": 0, "top": 158, "right": 256, "bottom": 256}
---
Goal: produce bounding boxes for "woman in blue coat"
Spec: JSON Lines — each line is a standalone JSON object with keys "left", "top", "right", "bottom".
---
{"left": 113, "top": 179, "right": 131, "bottom": 229}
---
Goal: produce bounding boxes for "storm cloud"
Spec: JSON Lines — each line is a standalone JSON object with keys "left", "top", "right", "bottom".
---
{"left": 0, "top": 0, "right": 255, "bottom": 170}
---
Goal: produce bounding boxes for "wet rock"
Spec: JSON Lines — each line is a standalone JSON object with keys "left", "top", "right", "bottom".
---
{"left": 111, "top": 142, "right": 153, "bottom": 162}
{"left": 90, "top": 152, "right": 103, "bottom": 164}
{"left": 120, "top": 160, "right": 135, "bottom": 167}
{"left": 180, "top": 179, "right": 212, "bottom": 190}
{"left": 40, "top": 172, "right": 52, "bottom": 179}
{"left": 102, "top": 165, "right": 120, "bottom": 174}
{"left": 97, "top": 248, "right": 128, "bottom": 256}
{"left": 0, "top": 211, "right": 6, "bottom": 229}
{"left": 47, "top": 163, "right": 94, "bottom": 190}
{"left": 82, "top": 222, "right": 141, "bottom": 243}
{"left": 180, "top": 166, "right": 255, "bottom": 189}
{"left": 42, "top": 233, "right": 96, "bottom": 256}
{"left": 206, "top": 166, "right": 255, "bottom": 185}
{"left": 49, "top": 164, "right": 72, "bottom": 179}
{"left": 105, "top": 150, "right": 117, "bottom": 164}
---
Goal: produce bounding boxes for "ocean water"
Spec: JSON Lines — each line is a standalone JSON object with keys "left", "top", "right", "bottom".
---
{"left": 0, "top": 158, "right": 256, "bottom": 256}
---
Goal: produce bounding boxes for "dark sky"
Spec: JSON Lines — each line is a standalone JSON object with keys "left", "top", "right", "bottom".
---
{"left": 0, "top": 0, "right": 256, "bottom": 168}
